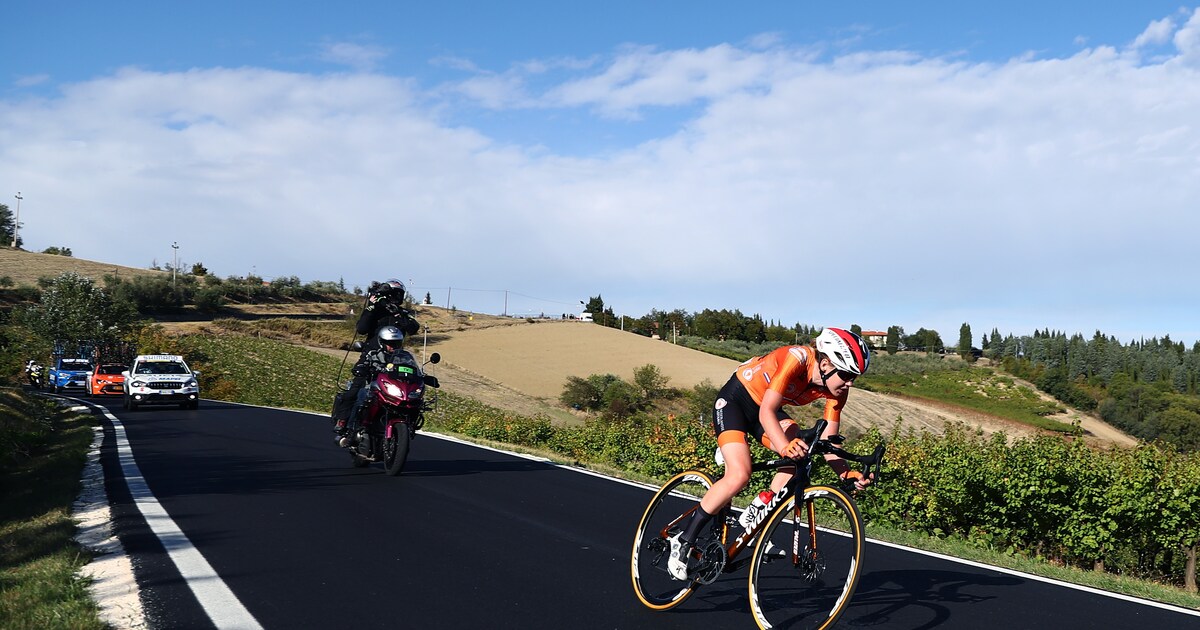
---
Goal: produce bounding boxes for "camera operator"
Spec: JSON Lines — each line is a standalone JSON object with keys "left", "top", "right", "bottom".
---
{"left": 332, "top": 279, "right": 421, "bottom": 439}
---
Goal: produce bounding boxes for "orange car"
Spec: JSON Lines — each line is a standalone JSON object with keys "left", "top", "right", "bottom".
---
{"left": 88, "top": 363, "right": 127, "bottom": 396}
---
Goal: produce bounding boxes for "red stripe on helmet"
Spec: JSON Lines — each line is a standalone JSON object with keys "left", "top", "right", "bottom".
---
{"left": 832, "top": 328, "right": 865, "bottom": 371}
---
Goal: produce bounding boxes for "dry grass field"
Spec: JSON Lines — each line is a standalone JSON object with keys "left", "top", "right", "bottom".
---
{"left": 408, "top": 306, "right": 1133, "bottom": 446}
{"left": 0, "top": 248, "right": 167, "bottom": 286}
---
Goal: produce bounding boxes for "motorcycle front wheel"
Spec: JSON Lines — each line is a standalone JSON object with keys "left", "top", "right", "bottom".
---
{"left": 383, "top": 424, "right": 411, "bottom": 476}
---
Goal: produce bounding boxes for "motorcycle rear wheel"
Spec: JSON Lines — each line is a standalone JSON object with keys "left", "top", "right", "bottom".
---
{"left": 383, "top": 426, "right": 411, "bottom": 476}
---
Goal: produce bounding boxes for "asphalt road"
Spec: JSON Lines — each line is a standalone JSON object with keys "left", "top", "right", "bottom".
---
{"left": 82, "top": 397, "right": 1200, "bottom": 629}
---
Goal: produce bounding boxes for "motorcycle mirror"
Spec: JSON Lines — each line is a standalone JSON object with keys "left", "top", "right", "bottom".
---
{"left": 350, "top": 341, "right": 364, "bottom": 351}
{"left": 427, "top": 352, "right": 441, "bottom": 365}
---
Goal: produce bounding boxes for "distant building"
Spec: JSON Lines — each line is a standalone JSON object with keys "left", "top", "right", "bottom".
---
{"left": 862, "top": 330, "right": 888, "bottom": 348}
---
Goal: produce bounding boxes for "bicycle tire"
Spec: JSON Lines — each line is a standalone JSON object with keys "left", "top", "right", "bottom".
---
{"left": 631, "top": 469, "right": 718, "bottom": 610}
{"left": 747, "top": 485, "right": 864, "bottom": 630}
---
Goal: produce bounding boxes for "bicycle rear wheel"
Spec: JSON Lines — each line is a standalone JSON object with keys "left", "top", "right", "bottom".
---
{"left": 631, "top": 470, "right": 717, "bottom": 610}
{"left": 748, "top": 485, "right": 864, "bottom": 630}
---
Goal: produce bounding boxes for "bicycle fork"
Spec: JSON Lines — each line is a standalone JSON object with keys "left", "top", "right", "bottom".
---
{"left": 736, "top": 487, "right": 827, "bottom": 581}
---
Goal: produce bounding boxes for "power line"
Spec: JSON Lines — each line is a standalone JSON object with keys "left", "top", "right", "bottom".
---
{"left": 408, "top": 285, "right": 581, "bottom": 308}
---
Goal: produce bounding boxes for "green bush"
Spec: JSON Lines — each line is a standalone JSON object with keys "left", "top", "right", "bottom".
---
{"left": 193, "top": 287, "right": 226, "bottom": 312}
{"left": 862, "top": 422, "right": 1200, "bottom": 588}
{"left": 560, "top": 375, "right": 605, "bottom": 410}
{"left": 633, "top": 364, "right": 670, "bottom": 399}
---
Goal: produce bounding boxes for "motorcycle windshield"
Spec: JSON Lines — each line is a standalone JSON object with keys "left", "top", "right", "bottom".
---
{"left": 386, "top": 351, "right": 422, "bottom": 379}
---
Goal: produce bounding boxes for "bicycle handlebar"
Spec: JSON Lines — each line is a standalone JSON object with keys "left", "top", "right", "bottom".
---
{"left": 754, "top": 419, "right": 887, "bottom": 491}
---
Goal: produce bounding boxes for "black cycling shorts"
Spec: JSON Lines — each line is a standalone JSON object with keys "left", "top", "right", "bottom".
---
{"left": 711, "top": 375, "right": 793, "bottom": 448}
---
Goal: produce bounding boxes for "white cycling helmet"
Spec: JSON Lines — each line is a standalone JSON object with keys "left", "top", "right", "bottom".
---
{"left": 814, "top": 328, "right": 871, "bottom": 375}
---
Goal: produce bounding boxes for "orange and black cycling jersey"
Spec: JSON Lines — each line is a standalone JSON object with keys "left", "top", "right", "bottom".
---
{"left": 735, "top": 345, "right": 846, "bottom": 421}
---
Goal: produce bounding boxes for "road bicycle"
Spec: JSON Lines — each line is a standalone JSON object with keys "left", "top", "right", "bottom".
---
{"left": 631, "top": 420, "right": 885, "bottom": 629}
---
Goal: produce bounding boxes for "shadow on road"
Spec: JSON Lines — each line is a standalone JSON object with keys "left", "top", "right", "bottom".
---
{"left": 399, "top": 456, "right": 555, "bottom": 477}
{"left": 843, "top": 568, "right": 1023, "bottom": 628}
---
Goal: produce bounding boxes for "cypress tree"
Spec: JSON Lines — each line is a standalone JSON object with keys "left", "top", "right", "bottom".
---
{"left": 958, "top": 323, "right": 973, "bottom": 361}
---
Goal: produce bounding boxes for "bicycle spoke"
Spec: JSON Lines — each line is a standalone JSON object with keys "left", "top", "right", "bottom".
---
{"left": 631, "top": 471, "right": 716, "bottom": 610}
{"left": 748, "top": 487, "right": 864, "bottom": 630}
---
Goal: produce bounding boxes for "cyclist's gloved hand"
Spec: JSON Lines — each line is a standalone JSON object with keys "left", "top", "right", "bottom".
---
{"left": 782, "top": 438, "right": 808, "bottom": 459}
{"left": 840, "top": 470, "right": 874, "bottom": 491}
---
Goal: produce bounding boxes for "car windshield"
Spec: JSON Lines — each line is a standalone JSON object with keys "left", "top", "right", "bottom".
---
{"left": 64, "top": 361, "right": 93, "bottom": 371}
{"left": 136, "top": 362, "right": 189, "bottom": 375}
{"left": 98, "top": 365, "right": 125, "bottom": 375}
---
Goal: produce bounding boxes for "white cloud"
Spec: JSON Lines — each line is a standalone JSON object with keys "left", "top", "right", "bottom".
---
{"left": 452, "top": 73, "right": 532, "bottom": 109}
{"left": 318, "top": 41, "right": 389, "bottom": 71}
{"left": 1131, "top": 16, "right": 1176, "bottom": 49}
{"left": 538, "top": 44, "right": 807, "bottom": 120}
{"left": 1174, "top": 7, "right": 1200, "bottom": 65}
{"left": 15, "top": 74, "right": 50, "bottom": 88}
{"left": 4, "top": 10, "right": 1200, "bottom": 343}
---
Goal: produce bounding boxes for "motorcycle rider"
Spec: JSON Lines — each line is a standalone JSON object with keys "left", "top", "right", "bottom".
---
{"left": 333, "top": 279, "right": 421, "bottom": 438}
{"left": 357, "top": 279, "right": 420, "bottom": 349}
{"left": 339, "top": 325, "right": 410, "bottom": 447}
{"left": 25, "top": 359, "right": 44, "bottom": 388}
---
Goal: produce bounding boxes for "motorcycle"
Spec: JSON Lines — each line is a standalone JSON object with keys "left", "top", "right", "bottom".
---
{"left": 343, "top": 350, "right": 441, "bottom": 475}
{"left": 25, "top": 362, "right": 44, "bottom": 390}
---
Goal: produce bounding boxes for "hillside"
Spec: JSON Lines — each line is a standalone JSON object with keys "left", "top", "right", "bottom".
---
{"left": 4, "top": 247, "right": 1133, "bottom": 446}
{"left": 181, "top": 303, "right": 1133, "bottom": 446}
{"left": 403, "top": 307, "right": 1134, "bottom": 446}
{"left": 0, "top": 248, "right": 167, "bottom": 287}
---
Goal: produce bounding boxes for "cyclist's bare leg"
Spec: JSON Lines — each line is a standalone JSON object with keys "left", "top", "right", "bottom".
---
{"left": 699, "top": 440, "right": 752, "bottom": 514}
{"left": 765, "top": 420, "right": 800, "bottom": 493}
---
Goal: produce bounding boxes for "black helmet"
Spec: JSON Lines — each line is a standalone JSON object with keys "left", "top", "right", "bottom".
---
{"left": 376, "top": 279, "right": 406, "bottom": 301}
{"left": 377, "top": 325, "right": 405, "bottom": 350}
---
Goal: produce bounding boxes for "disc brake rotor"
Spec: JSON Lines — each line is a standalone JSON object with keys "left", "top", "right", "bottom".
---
{"left": 798, "top": 547, "right": 825, "bottom": 582}
{"left": 694, "top": 540, "right": 726, "bottom": 585}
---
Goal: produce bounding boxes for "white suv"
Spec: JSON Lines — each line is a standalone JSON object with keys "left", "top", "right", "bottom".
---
{"left": 122, "top": 354, "right": 201, "bottom": 410}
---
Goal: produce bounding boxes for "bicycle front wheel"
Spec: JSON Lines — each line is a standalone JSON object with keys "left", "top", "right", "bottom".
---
{"left": 631, "top": 470, "right": 716, "bottom": 610}
{"left": 748, "top": 485, "right": 864, "bottom": 630}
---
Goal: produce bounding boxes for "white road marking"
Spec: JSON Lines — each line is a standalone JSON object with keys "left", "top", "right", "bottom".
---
{"left": 86, "top": 399, "right": 263, "bottom": 630}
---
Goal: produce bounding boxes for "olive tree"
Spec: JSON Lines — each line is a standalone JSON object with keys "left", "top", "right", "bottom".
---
{"left": 17, "top": 272, "right": 138, "bottom": 343}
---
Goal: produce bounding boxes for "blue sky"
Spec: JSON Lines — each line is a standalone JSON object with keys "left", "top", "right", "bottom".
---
{"left": 3, "top": 2, "right": 1200, "bottom": 345}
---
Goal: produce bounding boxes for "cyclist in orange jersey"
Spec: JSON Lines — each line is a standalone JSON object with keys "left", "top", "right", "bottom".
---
{"left": 667, "top": 327, "right": 874, "bottom": 580}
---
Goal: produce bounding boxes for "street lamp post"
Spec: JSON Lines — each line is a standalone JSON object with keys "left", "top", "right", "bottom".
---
{"left": 171, "top": 242, "right": 179, "bottom": 290}
{"left": 12, "top": 192, "right": 22, "bottom": 249}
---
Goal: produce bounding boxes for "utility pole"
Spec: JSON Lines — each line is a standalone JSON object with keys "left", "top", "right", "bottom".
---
{"left": 171, "top": 242, "right": 179, "bottom": 290}
{"left": 12, "top": 192, "right": 22, "bottom": 249}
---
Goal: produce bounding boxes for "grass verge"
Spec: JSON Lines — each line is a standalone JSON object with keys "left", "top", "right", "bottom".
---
{"left": 0, "top": 388, "right": 105, "bottom": 630}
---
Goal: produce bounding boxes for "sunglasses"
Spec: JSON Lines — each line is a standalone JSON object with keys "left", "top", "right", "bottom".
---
{"left": 835, "top": 370, "right": 857, "bottom": 382}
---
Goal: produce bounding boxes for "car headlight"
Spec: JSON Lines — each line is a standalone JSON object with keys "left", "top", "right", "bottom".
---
{"left": 185, "top": 379, "right": 197, "bottom": 387}
{"left": 131, "top": 380, "right": 146, "bottom": 387}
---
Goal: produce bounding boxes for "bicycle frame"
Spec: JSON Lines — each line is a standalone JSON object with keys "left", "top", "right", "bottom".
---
{"left": 632, "top": 418, "right": 886, "bottom": 627}
{"left": 717, "top": 420, "right": 886, "bottom": 573}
